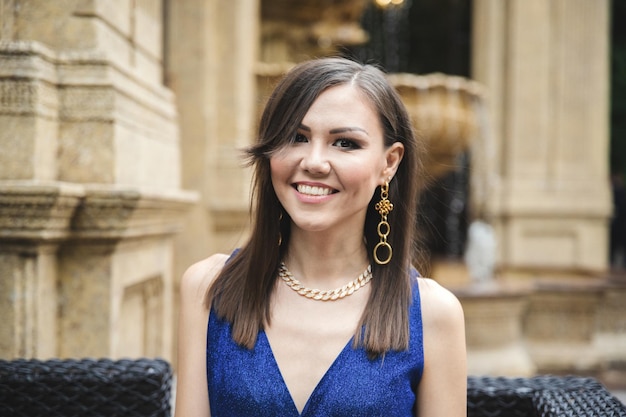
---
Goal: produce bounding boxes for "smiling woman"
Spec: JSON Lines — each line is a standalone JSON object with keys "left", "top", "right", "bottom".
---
{"left": 174, "top": 57, "right": 467, "bottom": 417}
{"left": 270, "top": 83, "right": 402, "bottom": 236}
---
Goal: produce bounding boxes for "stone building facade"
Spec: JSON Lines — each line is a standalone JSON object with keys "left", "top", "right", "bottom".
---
{"left": 0, "top": 0, "right": 196, "bottom": 360}
{"left": 0, "top": 0, "right": 622, "bottom": 382}
{"left": 466, "top": 0, "right": 623, "bottom": 381}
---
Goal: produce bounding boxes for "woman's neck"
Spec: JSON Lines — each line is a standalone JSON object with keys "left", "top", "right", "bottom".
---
{"left": 282, "top": 228, "right": 369, "bottom": 287}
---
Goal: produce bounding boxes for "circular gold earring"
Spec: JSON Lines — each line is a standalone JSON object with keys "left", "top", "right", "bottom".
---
{"left": 373, "top": 181, "right": 393, "bottom": 265}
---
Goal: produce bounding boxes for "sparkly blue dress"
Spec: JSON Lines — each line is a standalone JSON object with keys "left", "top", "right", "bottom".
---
{"left": 206, "top": 269, "right": 423, "bottom": 417}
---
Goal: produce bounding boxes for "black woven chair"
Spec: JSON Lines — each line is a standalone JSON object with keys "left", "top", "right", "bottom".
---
{"left": 468, "top": 375, "right": 626, "bottom": 417}
{"left": 0, "top": 357, "right": 172, "bottom": 417}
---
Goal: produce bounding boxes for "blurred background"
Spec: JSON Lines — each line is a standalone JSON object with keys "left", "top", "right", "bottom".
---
{"left": 0, "top": 0, "right": 624, "bottom": 395}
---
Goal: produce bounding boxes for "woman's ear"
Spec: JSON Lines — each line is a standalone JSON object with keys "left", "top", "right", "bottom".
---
{"left": 382, "top": 142, "right": 404, "bottom": 183}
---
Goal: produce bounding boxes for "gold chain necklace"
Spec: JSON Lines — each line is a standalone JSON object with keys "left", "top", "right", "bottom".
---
{"left": 278, "top": 262, "right": 372, "bottom": 301}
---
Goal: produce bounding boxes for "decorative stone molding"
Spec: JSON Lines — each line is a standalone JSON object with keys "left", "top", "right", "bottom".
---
{"left": 525, "top": 280, "right": 604, "bottom": 372}
{"left": 0, "top": 39, "right": 180, "bottom": 188}
{"left": 457, "top": 283, "right": 535, "bottom": 376}
{"left": 0, "top": 182, "right": 197, "bottom": 243}
{"left": 0, "top": 181, "right": 197, "bottom": 359}
{"left": 71, "top": 186, "right": 198, "bottom": 241}
{"left": 0, "top": 41, "right": 58, "bottom": 83}
{"left": 0, "top": 182, "right": 84, "bottom": 242}
{"left": 456, "top": 276, "right": 626, "bottom": 377}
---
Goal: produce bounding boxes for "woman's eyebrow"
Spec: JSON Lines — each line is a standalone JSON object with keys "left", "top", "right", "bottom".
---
{"left": 298, "top": 124, "right": 311, "bottom": 132}
{"left": 298, "top": 124, "right": 369, "bottom": 135}
{"left": 329, "top": 127, "right": 369, "bottom": 135}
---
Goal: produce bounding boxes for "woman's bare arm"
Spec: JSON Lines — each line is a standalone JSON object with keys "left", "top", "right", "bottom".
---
{"left": 416, "top": 278, "right": 467, "bottom": 417}
{"left": 174, "top": 254, "right": 229, "bottom": 417}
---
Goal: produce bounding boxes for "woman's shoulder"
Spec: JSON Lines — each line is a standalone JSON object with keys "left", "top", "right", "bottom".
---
{"left": 180, "top": 253, "right": 230, "bottom": 305}
{"left": 416, "top": 277, "right": 464, "bottom": 329}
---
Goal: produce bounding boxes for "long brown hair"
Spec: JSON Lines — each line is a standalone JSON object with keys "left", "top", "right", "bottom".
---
{"left": 205, "top": 57, "right": 422, "bottom": 356}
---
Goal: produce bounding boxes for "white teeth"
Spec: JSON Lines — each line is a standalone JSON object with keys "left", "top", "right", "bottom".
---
{"left": 297, "top": 184, "right": 333, "bottom": 196}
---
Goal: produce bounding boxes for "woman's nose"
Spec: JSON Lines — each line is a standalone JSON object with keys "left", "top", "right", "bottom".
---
{"left": 299, "top": 143, "right": 331, "bottom": 175}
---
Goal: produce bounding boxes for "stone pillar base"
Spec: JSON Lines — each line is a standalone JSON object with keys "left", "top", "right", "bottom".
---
{"left": 525, "top": 280, "right": 604, "bottom": 373}
{"left": 456, "top": 282, "right": 535, "bottom": 376}
{"left": 0, "top": 181, "right": 196, "bottom": 360}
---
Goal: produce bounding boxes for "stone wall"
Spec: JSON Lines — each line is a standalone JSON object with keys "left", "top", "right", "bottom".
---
{"left": 463, "top": 0, "right": 621, "bottom": 379}
{"left": 0, "top": 0, "right": 194, "bottom": 361}
{"left": 166, "top": 0, "right": 259, "bottom": 278}
{"left": 457, "top": 274, "right": 626, "bottom": 382}
{"left": 471, "top": 0, "right": 612, "bottom": 276}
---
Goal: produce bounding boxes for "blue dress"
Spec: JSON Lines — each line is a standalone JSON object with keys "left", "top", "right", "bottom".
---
{"left": 206, "top": 269, "right": 423, "bottom": 416}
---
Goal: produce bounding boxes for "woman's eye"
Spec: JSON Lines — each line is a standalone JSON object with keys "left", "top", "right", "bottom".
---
{"left": 293, "top": 133, "right": 308, "bottom": 143}
{"left": 333, "top": 138, "right": 359, "bottom": 149}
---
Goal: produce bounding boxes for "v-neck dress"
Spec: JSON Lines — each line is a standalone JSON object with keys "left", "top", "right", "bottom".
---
{"left": 206, "top": 269, "right": 423, "bottom": 417}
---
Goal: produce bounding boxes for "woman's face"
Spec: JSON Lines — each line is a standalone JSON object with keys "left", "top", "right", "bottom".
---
{"left": 270, "top": 84, "right": 403, "bottom": 236}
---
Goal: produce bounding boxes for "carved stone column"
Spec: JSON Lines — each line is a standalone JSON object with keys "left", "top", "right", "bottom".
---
{"left": 58, "top": 188, "right": 194, "bottom": 358}
{"left": 0, "top": 183, "right": 83, "bottom": 358}
{"left": 471, "top": 0, "right": 612, "bottom": 275}
{"left": 469, "top": 0, "right": 614, "bottom": 376}
{"left": 166, "top": 0, "right": 260, "bottom": 280}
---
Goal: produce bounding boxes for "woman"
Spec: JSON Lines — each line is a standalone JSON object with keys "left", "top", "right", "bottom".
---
{"left": 175, "top": 57, "right": 466, "bottom": 416}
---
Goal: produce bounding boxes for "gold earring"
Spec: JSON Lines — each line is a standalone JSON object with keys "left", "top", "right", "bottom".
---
{"left": 373, "top": 181, "right": 393, "bottom": 265}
